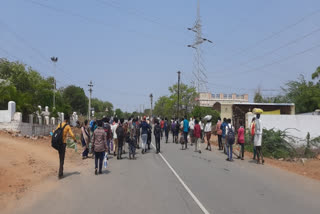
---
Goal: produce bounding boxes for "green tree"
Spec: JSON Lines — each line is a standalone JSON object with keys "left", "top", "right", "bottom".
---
{"left": 191, "top": 106, "right": 220, "bottom": 123}
{"left": 169, "top": 83, "right": 198, "bottom": 117}
{"left": 144, "top": 108, "right": 151, "bottom": 116}
{"left": 0, "top": 59, "right": 55, "bottom": 118}
{"left": 283, "top": 75, "right": 320, "bottom": 113}
{"left": 104, "top": 101, "right": 114, "bottom": 117}
{"left": 115, "top": 108, "right": 124, "bottom": 119}
{"left": 254, "top": 88, "right": 288, "bottom": 104}
{"left": 62, "top": 85, "right": 88, "bottom": 115}
{"left": 312, "top": 66, "right": 320, "bottom": 80}
{"left": 91, "top": 98, "right": 105, "bottom": 112}
{"left": 0, "top": 80, "right": 17, "bottom": 109}
{"left": 131, "top": 111, "right": 142, "bottom": 118}
{"left": 254, "top": 90, "right": 264, "bottom": 103}
{"left": 153, "top": 96, "right": 175, "bottom": 119}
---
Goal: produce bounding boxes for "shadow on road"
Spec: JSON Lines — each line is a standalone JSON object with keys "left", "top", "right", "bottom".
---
{"left": 63, "top": 171, "right": 81, "bottom": 178}
{"left": 248, "top": 159, "right": 258, "bottom": 164}
{"left": 101, "top": 170, "right": 110, "bottom": 175}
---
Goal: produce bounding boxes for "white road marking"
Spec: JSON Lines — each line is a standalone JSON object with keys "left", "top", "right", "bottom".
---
{"left": 151, "top": 142, "right": 210, "bottom": 214}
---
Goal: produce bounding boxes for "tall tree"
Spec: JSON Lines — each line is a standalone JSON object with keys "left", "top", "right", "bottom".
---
{"left": 283, "top": 75, "right": 320, "bottom": 113}
{"left": 91, "top": 98, "right": 114, "bottom": 118}
{"left": 191, "top": 106, "right": 220, "bottom": 123}
{"left": 0, "top": 59, "right": 54, "bottom": 118}
{"left": 115, "top": 108, "right": 124, "bottom": 119}
{"left": 153, "top": 96, "right": 174, "bottom": 119}
{"left": 254, "top": 90, "right": 264, "bottom": 103}
{"left": 62, "top": 85, "right": 88, "bottom": 115}
{"left": 168, "top": 83, "right": 198, "bottom": 117}
{"left": 312, "top": 66, "right": 320, "bottom": 80}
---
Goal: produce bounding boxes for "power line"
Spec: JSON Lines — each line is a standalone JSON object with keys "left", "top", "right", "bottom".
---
{"left": 207, "top": 81, "right": 282, "bottom": 93}
{"left": 212, "top": 26, "right": 320, "bottom": 75}
{"left": 0, "top": 46, "right": 51, "bottom": 77}
{"left": 25, "top": 0, "right": 187, "bottom": 47}
{"left": 0, "top": 18, "right": 79, "bottom": 86}
{"left": 215, "top": 42, "right": 320, "bottom": 77}
{"left": 218, "top": 8, "right": 320, "bottom": 62}
{"left": 95, "top": 0, "right": 188, "bottom": 36}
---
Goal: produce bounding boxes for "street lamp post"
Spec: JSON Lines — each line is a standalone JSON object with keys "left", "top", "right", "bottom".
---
{"left": 88, "top": 81, "right": 93, "bottom": 120}
{"left": 50, "top": 57, "right": 58, "bottom": 110}
{"left": 177, "top": 71, "right": 181, "bottom": 119}
{"left": 150, "top": 93, "right": 153, "bottom": 119}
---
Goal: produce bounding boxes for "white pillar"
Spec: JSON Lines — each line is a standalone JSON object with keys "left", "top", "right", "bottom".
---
{"left": 45, "top": 116, "right": 50, "bottom": 125}
{"left": 29, "top": 114, "right": 34, "bottom": 124}
{"left": 61, "top": 113, "right": 64, "bottom": 122}
{"left": 8, "top": 101, "right": 16, "bottom": 121}
{"left": 38, "top": 116, "right": 42, "bottom": 125}
{"left": 13, "top": 112, "right": 22, "bottom": 122}
{"left": 51, "top": 117, "right": 56, "bottom": 125}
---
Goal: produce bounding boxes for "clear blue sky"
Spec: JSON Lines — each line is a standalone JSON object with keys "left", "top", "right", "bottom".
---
{"left": 1, "top": 0, "right": 320, "bottom": 112}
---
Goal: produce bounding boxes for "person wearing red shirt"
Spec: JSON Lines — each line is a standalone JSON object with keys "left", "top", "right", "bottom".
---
{"left": 194, "top": 119, "right": 202, "bottom": 153}
{"left": 237, "top": 121, "right": 245, "bottom": 160}
{"left": 160, "top": 119, "right": 165, "bottom": 139}
{"left": 215, "top": 117, "right": 223, "bottom": 150}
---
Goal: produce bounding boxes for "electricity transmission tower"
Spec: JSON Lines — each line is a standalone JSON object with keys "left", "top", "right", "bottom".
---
{"left": 188, "top": 0, "right": 213, "bottom": 93}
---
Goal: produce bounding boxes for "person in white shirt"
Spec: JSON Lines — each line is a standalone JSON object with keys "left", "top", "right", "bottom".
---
{"left": 254, "top": 114, "right": 264, "bottom": 164}
{"left": 111, "top": 117, "right": 119, "bottom": 156}
{"left": 204, "top": 120, "right": 212, "bottom": 151}
{"left": 225, "top": 118, "right": 235, "bottom": 161}
{"left": 199, "top": 118, "right": 204, "bottom": 143}
{"left": 189, "top": 117, "right": 195, "bottom": 146}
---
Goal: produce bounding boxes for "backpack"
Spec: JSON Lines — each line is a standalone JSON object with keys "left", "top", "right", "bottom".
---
{"left": 171, "top": 123, "right": 176, "bottom": 131}
{"left": 89, "top": 120, "right": 94, "bottom": 128}
{"left": 52, "top": 123, "right": 67, "bottom": 150}
{"left": 179, "top": 135, "right": 185, "bottom": 144}
{"left": 154, "top": 125, "right": 161, "bottom": 137}
{"left": 135, "top": 122, "right": 140, "bottom": 135}
{"left": 91, "top": 122, "right": 96, "bottom": 132}
{"left": 116, "top": 125, "right": 125, "bottom": 140}
{"left": 227, "top": 125, "right": 235, "bottom": 145}
{"left": 103, "top": 123, "right": 112, "bottom": 139}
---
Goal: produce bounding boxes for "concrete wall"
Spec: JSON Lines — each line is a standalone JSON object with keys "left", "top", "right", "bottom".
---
{"left": 199, "top": 92, "right": 249, "bottom": 107}
{"left": 0, "top": 121, "right": 55, "bottom": 136}
{"left": 220, "top": 104, "right": 233, "bottom": 121}
{"left": 246, "top": 113, "right": 320, "bottom": 144}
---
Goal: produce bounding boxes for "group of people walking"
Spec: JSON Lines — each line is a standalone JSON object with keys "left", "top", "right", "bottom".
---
{"left": 164, "top": 114, "right": 264, "bottom": 164}
{"left": 55, "top": 112, "right": 264, "bottom": 178}
{"left": 80, "top": 116, "right": 159, "bottom": 174}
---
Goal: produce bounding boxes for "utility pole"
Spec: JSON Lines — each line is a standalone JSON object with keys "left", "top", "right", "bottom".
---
{"left": 149, "top": 93, "right": 153, "bottom": 119}
{"left": 50, "top": 57, "right": 58, "bottom": 109}
{"left": 88, "top": 80, "right": 93, "bottom": 120}
{"left": 177, "top": 71, "right": 181, "bottom": 119}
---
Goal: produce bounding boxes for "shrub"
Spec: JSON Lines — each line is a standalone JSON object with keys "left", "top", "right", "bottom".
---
{"left": 244, "top": 128, "right": 296, "bottom": 159}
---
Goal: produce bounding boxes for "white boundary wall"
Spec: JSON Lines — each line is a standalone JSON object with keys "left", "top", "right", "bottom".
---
{"left": 246, "top": 113, "right": 320, "bottom": 143}
{"left": 0, "top": 101, "right": 75, "bottom": 136}
{"left": 0, "top": 121, "right": 55, "bottom": 136}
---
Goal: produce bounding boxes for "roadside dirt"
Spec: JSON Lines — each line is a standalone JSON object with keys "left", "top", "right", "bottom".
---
{"left": 210, "top": 135, "right": 320, "bottom": 181}
{"left": 0, "top": 131, "right": 83, "bottom": 212}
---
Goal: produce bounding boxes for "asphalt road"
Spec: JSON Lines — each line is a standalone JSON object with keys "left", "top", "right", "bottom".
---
{"left": 10, "top": 135, "right": 320, "bottom": 214}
